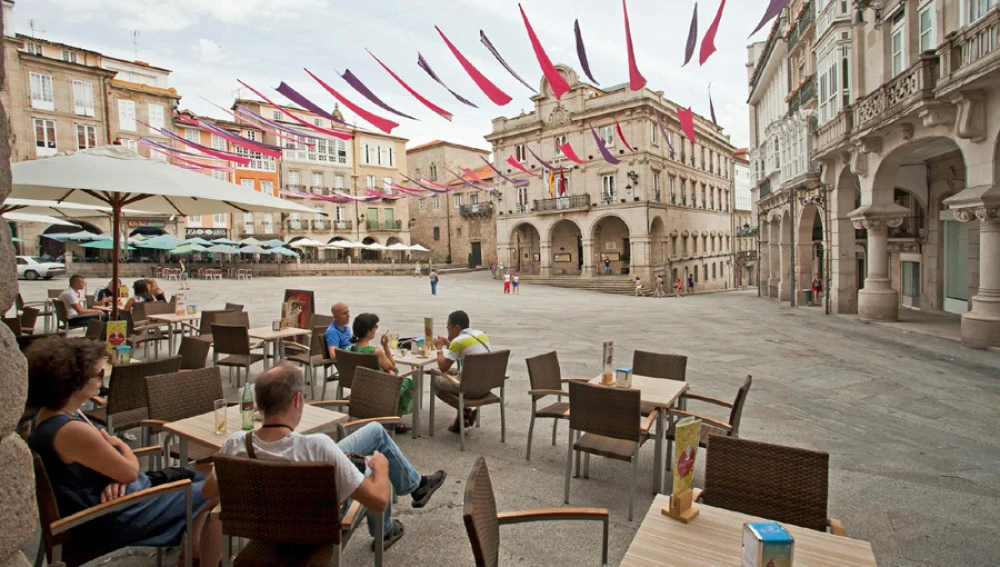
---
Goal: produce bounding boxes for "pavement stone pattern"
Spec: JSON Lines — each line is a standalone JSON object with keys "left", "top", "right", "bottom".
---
{"left": 16, "top": 272, "right": 1000, "bottom": 567}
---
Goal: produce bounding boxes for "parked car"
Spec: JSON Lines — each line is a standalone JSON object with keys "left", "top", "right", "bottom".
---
{"left": 16, "top": 256, "right": 66, "bottom": 280}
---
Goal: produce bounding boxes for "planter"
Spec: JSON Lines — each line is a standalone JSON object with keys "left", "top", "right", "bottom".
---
{"left": 620, "top": 267, "right": 630, "bottom": 275}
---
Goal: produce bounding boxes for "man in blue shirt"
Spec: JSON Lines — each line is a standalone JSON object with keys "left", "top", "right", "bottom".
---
{"left": 324, "top": 302, "right": 352, "bottom": 360}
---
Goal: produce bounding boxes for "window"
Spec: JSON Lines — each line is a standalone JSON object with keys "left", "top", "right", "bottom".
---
{"left": 454, "top": 194, "right": 462, "bottom": 208}
{"left": 244, "top": 130, "right": 257, "bottom": 141}
{"left": 334, "top": 174, "right": 344, "bottom": 190}
{"left": 419, "top": 199, "right": 427, "bottom": 212}
{"left": 147, "top": 104, "right": 164, "bottom": 132}
{"left": 362, "top": 144, "right": 372, "bottom": 164}
{"left": 119, "top": 138, "right": 138, "bottom": 153}
{"left": 712, "top": 263, "right": 717, "bottom": 279}
{"left": 891, "top": 11, "right": 906, "bottom": 77}
{"left": 282, "top": 135, "right": 347, "bottom": 164}
{"left": 554, "top": 135, "right": 566, "bottom": 154}
{"left": 118, "top": 100, "right": 137, "bottom": 131}
{"left": 234, "top": 146, "right": 276, "bottom": 171}
{"left": 29, "top": 73, "right": 54, "bottom": 110}
{"left": 388, "top": 146, "right": 396, "bottom": 167}
{"left": 968, "top": 0, "right": 996, "bottom": 23}
{"left": 653, "top": 171, "right": 661, "bottom": 201}
{"left": 211, "top": 134, "right": 226, "bottom": 151}
{"left": 515, "top": 144, "right": 527, "bottom": 162}
{"left": 240, "top": 179, "right": 255, "bottom": 190}
{"left": 919, "top": 1, "right": 936, "bottom": 52}
{"left": 312, "top": 172, "right": 323, "bottom": 189}
{"left": 212, "top": 170, "right": 227, "bottom": 181}
{"left": 456, "top": 228, "right": 462, "bottom": 236}
{"left": 76, "top": 123, "right": 97, "bottom": 149}
{"left": 599, "top": 126, "right": 614, "bottom": 147}
{"left": 61, "top": 50, "right": 77, "bottom": 63}
{"left": 601, "top": 174, "right": 616, "bottom": 204}
{"left": 429, "top": 164, "right": 438, "bottom": 181}
{"left": 650, "top": 121, "right": 659, "bottom": 145}
{"left": 33, "top": 118, "right": 56, "bottom": 156}
{"left": 72, "top": 81, "right": 95, "bottom": 116}
{"left": 433, "top": 196, "right": 441, "bottom": 210}
{"left": 336, "top": 207, "right": 345, "bottom": 221}
{"left": 313, "top": 118, "right": 322, "bottom": 127}
{"left": 261, "top": 180, "right": 275, "bottom": 195}
{"left": 184, "top": 128, "right": 200, "bottom": 143}
{"left": 433, "top": 227, "right": 441, "bottom": 240}
{"left": 383, "top": 177, "right": 392, "bottom": 193}
{"left": 151, "top": 148, "right": 168, "bottom": 162}
{"left": 288, "top": 170, "right": 300, "bottom": 188}
{"left": 27, "top": 42, "right": 43, "bottom": 56}
{"left": 517, "top": 187, "right": 528, "bottom": 212}
{"left": 213, "top": 213, "right": 227, "bottom": 225}
{"left": 272, "top": 109, "right": 282, "bottom": 120}
{"left": 187, "top": 215, "right": 203, "bottom": 227}
{"left": 471, "top": 193, "right": 479, "bottom": 205}
{"left": 366, "top": 175, "right": 376, "bottom": 189}
{"left": 263, "top": 213, "right": 274, "bottom": 228}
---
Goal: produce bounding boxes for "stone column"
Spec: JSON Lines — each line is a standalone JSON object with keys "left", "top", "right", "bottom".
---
{"left": 759, "top": 225, "right": 771, "bottom": 295}
{"left": 778, "top": 241, "right": 793, "bottom": 302}
{"left": 630, "top": 236, "right": 653, "bottom": 283}
{"left": 855, "top": 216, "right": 904, "bottom": 321}
{"left": 581, "top": 238, "right": 596, "bottom": 277}
{"left": 539, "top": 241, "right": 553, "bottom": 277}
{"left": 957, "top": 206, "right": 1000, "bottom": 348}
{"left": 767, "top": 221, "right": 780, "bottom": 298}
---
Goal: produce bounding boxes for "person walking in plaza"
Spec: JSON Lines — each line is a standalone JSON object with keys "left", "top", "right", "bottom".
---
{"left": 687, "top": 275, "right": 695, "bottom": 294}
{"left": 202, "top": 365, "right": 447, "bottom": 553}
{"left": 489, "top": 262, "right": 497, "bottom": 279}
{"left": 502, "top": 270, "right": 511, "bottom": 294}
{"left": 512, "top": 271, "right": 520, "bottom": 295}
{"left": 178, "top": 258, "right": 190, "bottom": 290}
{"left": 413, "top": 261, "right": 421, "bottom": 278}
{"left": 603, "top": 256, "right": 611, "bottom": 275}
{"left": 675, "top": 277, "right": 683, "bottom": 297}
{"left": 429, "top": 268, "right": 439, "bottom": 295}
{"left": 654, "top": 274, "right": 665, "bottom": 298}
{"left": 431, "top": 310, "right": 491, "bottom": 432}
{"left": 811, "top": 274, "right": 823, "bottom": 305}
{"left": 634, "top": 277, "right": 647, "bottom": 297}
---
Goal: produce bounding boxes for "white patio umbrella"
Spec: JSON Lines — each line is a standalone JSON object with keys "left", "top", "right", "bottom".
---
{"left": 239, "top": 237, "right": 263, "bottom": 246}
{"left": 2, "top": 212, "right": 79, "bottom": 227}
{"left": 289, "top": 238, "right": 325, "bottom": 248}
{"left": 0, "top": 197, "right": 153, "bottom": 217}
{"left": 271, "top": 247, "right": 300, "bottom": 257}
{"left": 239, "top": 245, "right": 270, "bottom": 254}
{"left": 409, "top": 244, "right": 430, "bottom": 252}
{"left": 207, "top": 244, "right": 242, "bottom": 254}
{"left": 386, "top": 243, "right": 411, "bottom": 251}
{"left": 328, "top": 240, "right": 362, "bottom": 249}
{"left": 11, "top": 146, "right": 320, "bottom": 318}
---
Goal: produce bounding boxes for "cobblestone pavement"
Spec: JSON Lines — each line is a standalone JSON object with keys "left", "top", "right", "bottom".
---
{"left": 17, "top": 272, "right": 1000, "bottom": 567}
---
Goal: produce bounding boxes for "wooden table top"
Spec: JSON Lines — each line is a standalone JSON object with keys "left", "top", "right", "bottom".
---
{"left": 248, "top": 326, "right": 313, "bottom": 340}
{"left": 162, "top": 404, "right": 348, "bottom": 453}
{"left": 590, "top": 374, "right": 688, "bottom": 409}
{"left": 148, "top": 312, "right": 201, "bottom": 323}
{"left": 620, "top": 496, "right": 877, "bottom": 567}
{"left": 395, "top": 352, "right": 438, "bottom": 368}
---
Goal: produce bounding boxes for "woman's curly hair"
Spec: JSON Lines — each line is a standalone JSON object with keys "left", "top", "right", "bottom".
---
{"left": 26, "top": 336, "right": 107, "bottom": 410}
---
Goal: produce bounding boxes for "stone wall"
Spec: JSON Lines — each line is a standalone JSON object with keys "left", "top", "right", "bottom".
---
{"left": 65, "top": 261, "right": 425, "bottom": 280}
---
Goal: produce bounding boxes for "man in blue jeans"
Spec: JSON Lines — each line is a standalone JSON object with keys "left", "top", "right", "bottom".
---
{"left": 204, "top": 365, "right": 446, "bottom": 551}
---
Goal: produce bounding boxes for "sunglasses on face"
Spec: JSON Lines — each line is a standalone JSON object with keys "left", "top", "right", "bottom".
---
{"left": 94, "top": 368, "right": 106, "bottom": 381}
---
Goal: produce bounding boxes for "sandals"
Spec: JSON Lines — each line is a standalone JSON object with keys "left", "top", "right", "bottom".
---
{"left": 371, "top": 519, "right": 405, "bottom": 552}
{"left": 447, "top": 410, "right": 478, "bottom": 433}
{"left": 394, "top": 423, "right": 412, "bottom": 434}
{"left": 411, "top": 470, "right": 446, "bottom": 508}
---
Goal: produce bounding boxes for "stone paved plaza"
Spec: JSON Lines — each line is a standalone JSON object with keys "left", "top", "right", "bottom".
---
{"left": 17, "top": 272, "right": 1000, "bottom": 567}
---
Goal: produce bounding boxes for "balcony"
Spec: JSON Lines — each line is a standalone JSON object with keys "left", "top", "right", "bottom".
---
{"left": 816, "top": 0, "right": 851, "bottom": 40}
{"left": 888, "top": 216, "right": 925, "bottom": 239}
{"left": 460, "top": 203, "right": 493, "bottom": 217}
{"left": 853, "top": 53, "right": 940, "bottom": 132}
{"left": 534, "top": 194, "right": 591, "bottom": 213}
{"left": 366, "top": 220, "right": 403, "bottom": 232}
{"left": 333, "top": 220, "right": 352, "bottom": 231}
{"left": 788, "top": 75, "right": 817, "bottom": 116}
{"left": 311, "top": 220, "right": 328, "bottom": 231}
{"left": 938, "top": 7, "right": 1000, "bottom": 96}
{"left": 737, "top": 226, "right": 760, "bottom": 237}
{"left": 758, "top": 179, "right": 772, "bottom": 199}
{"left": 814, "top": 109, "right": 853, "bottom": 155}
{"left": 310, "top": 185, "right": 329, "bottom": 196}
{"left": 285, "top": 184, "right": 303, "bottom": 193}
{"left": 786, "top": 1, "right": 814, "bottom": 52}
{"left": 288, "top": 221, "right": 303, "bottom": 231}
{"left": 515, "top": 203, "right": 530, "bottom": 214}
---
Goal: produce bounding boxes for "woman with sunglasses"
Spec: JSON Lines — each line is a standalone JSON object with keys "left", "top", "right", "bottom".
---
{"left": 25, "top": 336, "right": 221, "bottom": 565}
{"left": 348, "top": 313, "right": 414, "bottom": 434}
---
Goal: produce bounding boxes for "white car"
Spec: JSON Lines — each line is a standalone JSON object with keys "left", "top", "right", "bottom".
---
{"left": 16, "top": 256, "right": 66, "bottom": 280}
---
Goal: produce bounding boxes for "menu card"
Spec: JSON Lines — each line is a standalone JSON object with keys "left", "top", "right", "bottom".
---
{"left": 424, "top": 317, "right": 433, "bottom": 349}
{"left": 601, "top": 340, "right": 614, "bottom": 385}
{"left": 106, "top": 320, "right": 126, "bottom": 356}
{"left": 672, "top": 417, "right": 702, "bottom": 495}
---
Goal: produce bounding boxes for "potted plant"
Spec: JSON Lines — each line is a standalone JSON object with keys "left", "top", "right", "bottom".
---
{"left": 619, "top": 253, "right": 631, "bottom": 275}
{"left": 445, "top": 254, "right": 452, "bottom": 264}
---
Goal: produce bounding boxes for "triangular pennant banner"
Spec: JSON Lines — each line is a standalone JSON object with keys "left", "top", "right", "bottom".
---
{"left": 302, "top": 69, "right": 400, "bottom": 134}
{"left": 677, "top": 107, "right": 697, "bottom": 144}
{"left": 527, "top": 147, "right": 558, "bottom": 171}
{"left": 700, "top": 0, "right": 727, "bottom": 66}
{"left": 367, "top": 50, "right": 454, "bottom": 121}
{"left": 615, "top": 121, "right": 638, "bottom": 152}
{"left": 417, "top": 53, "right": 479, "bottom": 108}
{"left": 683, "top": 3, "right": 699, "bottom": 67}
{"left": 709, "top": 84, "right": 718, "bottom": 126}
{"left": 519, "top": 3, "right": 571, "bottom": 100}
{"left": 589, "top": 123, "right": 621, "bottom": 165}
{"left": 237, "top": 80, "right": 353, "bottom": 141}
{"left": 480, "top": 156, "right": 530, "bottom": 186}
{"left": 274, "top": 82, "right": 348, "bottom": 126}
{"left": 559, "top": 142, "right": 588, "bottom": 165}
{"left": 575, "top": 19, "right": 599, "bottom": 84}
{"left": 341, "top": 69, "right": 418, "bottom": 120}
{"left": 623, "top": 0, "right": 646, "bottom": 91}
{"left": 507, "top": 155, "right": 541, "bottom": 177}
{"left": 750, "top": 0, "right": 790, "bottom": 37}
{"left": 481, "top": 31, "right": 537, "bottom": 93}
{"left": 435, "top": 26, "right": 512, "bottom": 106}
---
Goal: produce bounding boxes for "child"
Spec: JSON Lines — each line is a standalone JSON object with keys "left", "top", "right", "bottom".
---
{"left": 503, "top": 270, "right": 511, "bottom": 294}
{"left": 512, "top": 272, "right": 520, "bottom": 295}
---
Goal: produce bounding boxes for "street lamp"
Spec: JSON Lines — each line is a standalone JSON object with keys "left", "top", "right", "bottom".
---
{"left": 854, "top": 0, "right": 887, "bottom": 29}
{"left": 625, "top": 170, "right": 639, "bottom": 198}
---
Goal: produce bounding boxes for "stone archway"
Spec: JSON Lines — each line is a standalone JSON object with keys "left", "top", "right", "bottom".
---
{"left": 592, "top": 215, "right": 631, "bottom": 275}
{"left": 549, "top": 219, "right": 583, "bottom": 275}
{"left": 41, "top": 220, "right": 103, "bottom": 262}
{"left": 797, "top": 205, "right": 824, "bottom": 303}
{"left": 649, "top": 216, "right": 667, "bottom": 269}
{"left": 510, "top": 222, "right": 541, "bottom": 275}
{"left": 779, "top": 209, "right": 793, "bottom": 301}
{"left": 360, "top": 236, "right": 380, "bottom": 261}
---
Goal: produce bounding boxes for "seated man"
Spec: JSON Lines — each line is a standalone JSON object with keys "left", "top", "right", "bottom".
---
{"left": 431, "top": 310, "right": 491, "bottom": 433}
{"left": 58, "top": 275, "right": 106, "bottom": 327}
{"left": 202, "top": 365, "right": 445, "bottom": 551}
{"left": 93, "top": 278, "right": 121, "bottom": 307}
{"left": 324, "top": 302, "right": 352, "bottom": 361}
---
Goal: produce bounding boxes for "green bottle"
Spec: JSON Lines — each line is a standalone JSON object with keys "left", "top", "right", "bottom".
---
{"left": 241, "top": 384, "right": 254, "bottom": 431}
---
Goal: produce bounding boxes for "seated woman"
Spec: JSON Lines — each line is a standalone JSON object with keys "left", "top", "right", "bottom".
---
{"left": 144, "top": 278, "right": 168, "bottom": 302}
{"left": 25, "top": 336, "right": 220, "bottom": 565}
{"left": 349, "top": 313, "right": 413, "bottom": 433}
{"left": 123, "top": 279, "right": 155, "bottom": 311}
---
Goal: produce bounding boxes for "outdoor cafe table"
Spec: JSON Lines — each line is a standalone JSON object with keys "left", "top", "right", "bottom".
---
{"left": 621, "top": 495, "right": 878, "bottom": 567}
{"left": 248, "top": 326, "right": 312, "bottom": 369}
{"left": 147, "top": 311, "right": 201, "bottom": 354}
{"left": 162, "top": 404, "right": 349, "bottom": 467}
{"left": 590, "top": 374, "right": 688, "bottom": 495}
{"left": 394, "top": 351, "right": 438, "bottom": 439}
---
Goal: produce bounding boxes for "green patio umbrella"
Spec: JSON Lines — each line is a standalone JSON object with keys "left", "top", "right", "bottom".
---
{"left": 259, "top": 239, "right": 287, "bottom": 248}
{"left": 135, "top": 240, "right": 182, "bottom": 251}
{"left": 207, "top": 244, "right": 241, "bottom": 254}
{"left": 210, "top": 238, "right": 239, "bottom": 245}
{"left": 81, "top": 239, "right": 136, "bottom": 250}
{"left": 239, "top": 237, "right": 262, "bottom": 246}
{"left": 11, "top": 236, "right": 24, "bottom": 242}
{"left": 43, "top": 230, "right": 107, "bottom": 242}
{"left": 271, "top": 247, "right": 300, "bottom": 257}
{"left": 170, "top": 243, "right": 208, "bottom": 255}
{"left": 239, "top": 245, "right": 271, "bottom": 254}
{"left": 185, "top": 237, "right": 212, "bottom": 246}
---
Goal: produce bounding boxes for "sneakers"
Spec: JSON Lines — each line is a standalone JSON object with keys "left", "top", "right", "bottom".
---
{"left": 411, "top": 470, "right": 447, "bottom": 508}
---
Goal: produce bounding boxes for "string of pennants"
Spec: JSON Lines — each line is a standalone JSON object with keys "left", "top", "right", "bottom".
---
{"left": 148, "top": 0, "right": 789, "bottom": 198}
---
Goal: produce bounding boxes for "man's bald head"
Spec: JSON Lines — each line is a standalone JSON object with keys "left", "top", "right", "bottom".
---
{"left": 332, "top": 302, "right": 350, "bottom": 327}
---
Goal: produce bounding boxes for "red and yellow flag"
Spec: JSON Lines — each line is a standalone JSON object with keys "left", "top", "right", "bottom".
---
{"left": 548, "top": 169, "right": 555, "bottom": 198}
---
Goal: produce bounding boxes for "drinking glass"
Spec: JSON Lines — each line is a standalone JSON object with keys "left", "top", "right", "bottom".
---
{"left": 214, "top": 399, "right": 228, "bottom": 435}
{"left": 272, "top": 320, "right": 281, "bottom": 331}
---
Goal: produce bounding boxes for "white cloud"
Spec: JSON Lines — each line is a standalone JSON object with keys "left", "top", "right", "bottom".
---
{"left": 197, "top": 38, "right": 224, "bottom": 64}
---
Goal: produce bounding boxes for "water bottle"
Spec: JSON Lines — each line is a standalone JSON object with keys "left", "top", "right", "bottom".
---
{"left": 241, "top": 384, "right": 254, "bottom": 431}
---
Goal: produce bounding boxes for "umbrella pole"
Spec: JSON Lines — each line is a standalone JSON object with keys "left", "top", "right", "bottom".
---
{"left": 111, "top": 201, "right": 121, "bottom": 320}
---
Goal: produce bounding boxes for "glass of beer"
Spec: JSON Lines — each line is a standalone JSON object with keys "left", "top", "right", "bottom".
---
{"left": 214, "top": 399, "right": 228, "bottom": 435}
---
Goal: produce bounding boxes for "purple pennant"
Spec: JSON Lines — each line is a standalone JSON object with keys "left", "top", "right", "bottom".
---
{"left": 479, "top": 156, "right": 530, "bottom": 187}
{"left": 235, "top": 105, "right": 345, "bottom": 143}
{"left": 158, "top": 127, "right": 250, "bottom": 163}
{"left": 274, "top": 82, "right": 348, "bottom": 125}
{"left": 139, "top": 137, "right": 215, "bottom": 159}
{"left": 196, "top": 118, "right": 283, "bottom": 156}
{"left": 683, "top": 3, "right": 698, "bottom": 66}
{"left": 655, "top": 111, "right": 676, "bottom": 154}
{"left": 417, "top": 53, "right": 479, "bottom": 108}
{"left": 480, "top": 31, "right": 537, "bottom": 93}
{"left": 588, "top": 122, "right": 621, "bottom": 165}
{"left": 401, "top": 174, "right": 453, "bottom": 194}
{"left": 526, "top": 147, "right": 558, "bottom": 171}
{"left": 709, "top": 84, "right": 718, "bottom": 126}
{"left": 446, "top": 168, "right": 494, "bottom": 192}
{"left": 750, "top": 0, "right": 790, "bottom": 37}
{"left": 340, "top": 69, "right": 418, "bottom": 120}
{"left": 574, "top": 19, "right": 599, "bottom": 84}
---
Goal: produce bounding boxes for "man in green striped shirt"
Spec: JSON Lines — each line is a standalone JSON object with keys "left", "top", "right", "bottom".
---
{"left": 431, "top": 310, "right": 491, "bottom": 433}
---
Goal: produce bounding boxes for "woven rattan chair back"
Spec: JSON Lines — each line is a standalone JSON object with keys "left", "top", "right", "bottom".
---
{"left": 216, "top": 311, "right": 250, "bottom": 328}
{"left": 728, "top": 375, "right": 753, "bottom": 437}
{"left": 462, "top": 456, "right": 501, "bottom": 567}
{"left": 85, "top": 319, "right": 105, "bottom": 341}
{"left": 305, "top": 326, "right": 328, "bottom": 357}
{"left": 704, "top": 436, "right": 830, "bottom": 532}
{"left": 198, "top": 310, "right": 232, "bottom": 336}
{"left": 143, "top": 301, "right": 173, "bottom": 317}
{"left": 333, "top": 348, "right": 379, "bottom": 391}
{"left": 214, "top": 455, "right": 344, "bottom": 545}
{"left": 459, "top": 350, "right": 510, "bottom": 398}
{"left": 349, "top": 367, "right": 403, "bottom": 420}
{"left": 33, "top": 453, "right": 66, "bottom": 556}
{"left": 107, "top": 357, "right": 183, "bottom": 415}
{"left": 178, "top": 336, "right": 212, "bottom": 370}
{"left": 309, "top": 313, "right": 334, "bottom": 330}
{"left": 146, "top": 367, "right": 224, "bottom": 423}
{"left": 212, "top": 324, "right": 251, "bottom": 357}
{"left": 631, "top": 350, "right": 687, "bottom": 382}
{"left": 2, "top": 316, "right": 21, "bottom": 335}
{"left": 52, "top": 301, "right": 69, "bottom": 329}
{"left": 568, "top": 381, "right": 642, "bottom": 443}
{"left": 47, "top": 289, "right": 62, "bottom": 299}
{"left": 15, "top": 293, "right": 26, "bottom": 311}
{"left": 130, "top": 302, "right": 148, "bottom": 323}
{"left": 21, "top": 306, "right": 40, "bottom": 331}
{"left": 525, "top": 351, "right": 562, "bottom": 391}
{"left": 224, "top": 302, "right": 245, "bottom": 312}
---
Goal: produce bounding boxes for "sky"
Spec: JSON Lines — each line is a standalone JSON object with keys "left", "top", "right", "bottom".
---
{"left": 12, "top": 0, "right": 776, "bottom": 151}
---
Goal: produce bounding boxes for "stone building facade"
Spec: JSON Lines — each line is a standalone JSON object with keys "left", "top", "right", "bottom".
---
{"left": 732, "top": 149, "right": 759, "bottom": 287}
{"left": 486, "top": 65, "right": 736, "bottom": 289}
{"left": 406, "top": 140, "right": 497, "bottom": 266}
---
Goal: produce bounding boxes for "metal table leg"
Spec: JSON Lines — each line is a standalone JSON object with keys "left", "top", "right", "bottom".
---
{"left": 653, "top": 411, "right": 664, "bottom": 494}
{"left": 410, "top": 366, "right": 423, "bottom": 439}
{"left": 179, "top": 437, "right": 189, "bottom": 468}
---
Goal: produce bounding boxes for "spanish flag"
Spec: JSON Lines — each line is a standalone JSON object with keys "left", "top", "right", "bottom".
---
{"left": 548, "top": 169, "right": 555, "bottom": 198}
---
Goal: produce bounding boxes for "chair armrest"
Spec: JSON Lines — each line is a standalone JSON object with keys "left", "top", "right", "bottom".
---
{"left": 49, "top": 479, "right": 192, "bottom": 535}
{"left": 666, "top": 408, "right": 733, "bottom": 432}
{"left": 439, "top": 374, "right": 461, "bottom": 387}
{"left": 340, "top": 416, "right": 402, "bottom": 430}
{"left": 310, "top": 400, "right": 350, "bottom": 409}
{"left": 528, "top": 389, "right": 568, "bottom": 398}
{"left": 341, "top": 499, "right": 364, "bottom": 528}
{"left": 139, "top": 419, "right": 168, "bottom": 427}
{"left": 641, "top": 408, "right": 659, "bottom": 434}
{"left": 497, "top": 507, "right": 609, "bottom": 526}
{"left": 681, "top": 392, "right": 734, "bottom": 408}
{"left": 90, "top": 395, "right": 107, "bottom": 406}
{"left": 209, "top": 503, "right": 221, "bottom": 521}
{"left": 180, "top": 321, "right": 200, "bottom": 333}
{"left": 828, "top": 518, "right": 846, "bottom": 536}
{"left": 283, "top": 342, "right": 309, "bottom": 353}
{"left": 133, "top": 445, "right": 164, "bottom": 457}
{"left": 561, "top": 378, "right": 590, "bottom": 383}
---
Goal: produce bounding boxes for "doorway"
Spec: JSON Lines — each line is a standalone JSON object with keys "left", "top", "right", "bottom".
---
{"left": 470, "top": 242, "right": 482, "bottom": 266}
{"left": 942, "top": 219, "right": 969, "bottom": 314}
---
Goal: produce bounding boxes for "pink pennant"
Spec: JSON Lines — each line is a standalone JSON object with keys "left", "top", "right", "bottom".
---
{"left": 615, "top": 121, "right": 638, "bottom": 152}
{"left": 420, "top": 178, "right": 456, "bottom": 190}
{"left": 558, "top": 142, "right": 588, "bottom": 165}
{"left": 519, "top": 4, "right": 570, "bottom": 100}
{"left": 391, "top": 183, "right": 433, "bottom": 197}
{"left": 435, "top": 26, "right": 512, "bottom": 106}
{"left": 447, "top": 168, "right": 494, "bottom": 192}
{"left": 144, "top": 144, "right": 234, "bottom": 171}
{"left": 365, "top": 189, "right": 406, "bottom": 200}
{"left": 195, "top": 118, "right": 282, "bottom": 158}
{"left": 156, "top": 126, "right": 251, "bottom": 165}
{"left": 211, "top": 102, "right": 315, "bottom": 148}
{"left": 302, "top": 69, "right": 399, "bottom": 134}
{"left": 700, "top": 0, "right": 726, "bottom": 65}
{"left": 623, "top": 0, "right": 646, "bottom": 91}
{"left": 677, "top": 107, "right": 697, "bottom": 144}
{"left": 401, "top": 174, "right": 453, "bottom": 193}
{"left": 506, "top": 155, "right": 541, "bottom": 177}
{"left": 334, "top": 190, "right": 382, "bottom": 202}
{"left": 461, "top": 167, "right": 489, "bottom": 185}
{"left": 139, "top": 136, "right": 220, "bottom": 160}
{"left": 237, "top": 80, "right": 353, "bottom": 141}
{"left": 367, "top": 50, "right": 454, "bottom": 121}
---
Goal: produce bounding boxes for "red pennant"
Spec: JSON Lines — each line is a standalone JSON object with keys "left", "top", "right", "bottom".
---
{"left": 367, "top": 50, "right": 454, "bottom": 121}
{"left": 559, "top": 142, "right": 588, "bottom": 164}
{"left": 435, "top": 26, "right": 512, "bottom": 106}
{"left": 615, "top": 120, "right": 638, "bottom": 152}
{"left": 507, "top": 155, "right": 541, "bottom": 177}
{"left": 623, "top": 0, "right": 646, "bottom": 91}
{"left": 303, "top": 69, "right": 399, "bottom": 135}
{"left": 519, "top": 4, "right": 571, "bottom": 100}
{"left": 677, "top": 107, "right": 697, "bottom": 144}
{"left": 700, "top": 0, "right": 727, "bottom": 66}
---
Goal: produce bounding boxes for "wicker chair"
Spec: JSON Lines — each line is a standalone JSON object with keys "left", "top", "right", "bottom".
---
{"left": 84, "top": 356, "right": 183, "bottom": 437}
{"left": 429, "top": 350, "right": 510, "bottom": 452}
{"left": 332, "top": 348, "right": 380, "bottom": 401}
{"left": 216, "top": 311, "right": 250, "bottom": 327}
{"left": 224, "top": 302, "right": 245, "bottom": 312}
{"left": 666, "top": 375, "right": 752, "bottom": 450}
{"left": 311, "top": 366, "right": 403, "bottom": 439}
{"left": 287, "top": 326, "right": 337, "bottom": 399}
{"left": 2, "top": 316, "right": 21, "bottom": 335}
{"left": 463, "top": 457, "right": 609, "bottom": 567}
{"left": 185, "top": 309, "right": 232, "bottom": 344}
{"left": 47, "top": 289, "right": 63, "bottom": 299}
{"left": 631, "top": 350, "right": 687, "bottom": 415}
{"left": 144, "top": 367, "right": 225, "bottom": 464}
{"left": 702, "top": 436, "right": 845, "bottom": 535}
{"left": 213, "top": 455, "right": 384, "bottom": 567}
{"left": 309, "top": 313, "right": 334, "bottom": 330}
{"left": 212, "top": 324, "right": 264, "bottom": 388}
{"left": 564, "top": 381, "right": 657, "bottom": 521}
{"left": 124, "top": 307, "right": 168, "bottom": 358}
{"left": 524, "top": 351, "right": 586, "bottom": 461}
{"left": 178, "top": 336, "right": 212, "bottom": 370}
{"left": 20, "top": 306, "right": 40, "bottom": 334}
{"left": 85, "top": 319, "right": 105, "bottom": 342}
{"left": 32, "top": 453, "right": 194, "bottom": 567}
{"left": 18, "top": 294, "right": 52, "bottom": 332}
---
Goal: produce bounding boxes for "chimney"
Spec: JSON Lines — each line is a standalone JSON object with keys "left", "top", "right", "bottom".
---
{"left": 3, "top": 1, "right": 15, "bottom": 38}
